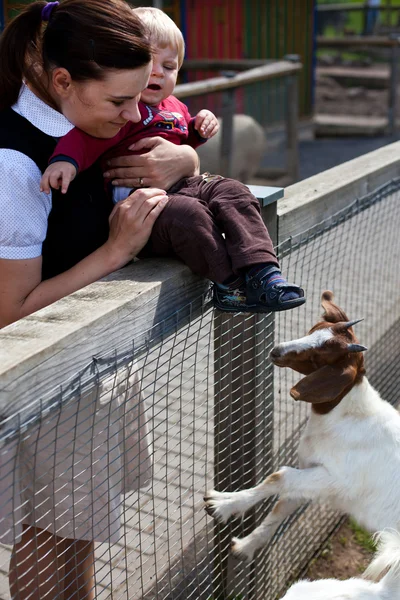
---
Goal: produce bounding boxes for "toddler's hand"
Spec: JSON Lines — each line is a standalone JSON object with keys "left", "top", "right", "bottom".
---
{"left": 40, "top": 161, "right": 77, "bottom": 194}
{"left": 194, "top": 110, "right": 219, "bottom": 139}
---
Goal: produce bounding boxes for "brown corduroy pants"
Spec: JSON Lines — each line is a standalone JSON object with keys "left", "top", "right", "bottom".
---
{"left": 139, "top": 175, "right": 279, "bottom": 283}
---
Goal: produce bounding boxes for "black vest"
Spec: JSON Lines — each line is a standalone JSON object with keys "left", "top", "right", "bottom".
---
{"left": 0, "top": 108, "right": 113, "bottom": 279}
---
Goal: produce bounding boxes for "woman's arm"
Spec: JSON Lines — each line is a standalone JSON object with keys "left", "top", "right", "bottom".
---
{"left": 104, "top": 136, "right": 200, "bottom": 190}
{"left": 0, "top": 188, "right": 168, "bottom": 328}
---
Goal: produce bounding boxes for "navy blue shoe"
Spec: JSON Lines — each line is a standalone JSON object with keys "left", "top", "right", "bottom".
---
{"left": 213, "top": 282, "right": 250, "bottom": 313}
{"left": 245, "top": 266, "right": 306, "bottom": 312}
{"left": 213, "top": 267, "right": 305, "bottom": 313}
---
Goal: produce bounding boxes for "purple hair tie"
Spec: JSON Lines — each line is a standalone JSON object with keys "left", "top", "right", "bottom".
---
{"left": 41, "top": 1, "right": 59, "bottom": 22}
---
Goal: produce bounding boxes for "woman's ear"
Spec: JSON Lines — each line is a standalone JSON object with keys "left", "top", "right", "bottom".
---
{"left": 51, "top": 68, "right": 73, "bottom": 97}
{"left": 290, "top": 364, "right": 357, "bottom": 404}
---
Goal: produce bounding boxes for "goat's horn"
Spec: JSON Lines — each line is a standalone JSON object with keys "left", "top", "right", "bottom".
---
{"left": 347, "top": 343, "right": 368, "bottom": 353}
{"left": 343, "top": 318, "right": 364, "bottom": 329}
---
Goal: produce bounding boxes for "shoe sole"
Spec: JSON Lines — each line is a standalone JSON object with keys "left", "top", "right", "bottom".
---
{"left": 213, "top": 297, "right": 306, "bottom": 314}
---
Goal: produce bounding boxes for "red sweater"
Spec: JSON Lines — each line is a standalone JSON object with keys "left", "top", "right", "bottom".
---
{"left": 49, "top": 96, "right": 207, "bottom": 173}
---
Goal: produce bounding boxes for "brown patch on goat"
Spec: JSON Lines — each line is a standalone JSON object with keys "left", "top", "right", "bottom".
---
{"left": 266, "top": 472, "right": 281, "bottom": 484}
{"left": 272, "top": 500, "right": 286, "bottom": 515}
{"left": 321, "top": 290, "right": 350, "bottom": 324}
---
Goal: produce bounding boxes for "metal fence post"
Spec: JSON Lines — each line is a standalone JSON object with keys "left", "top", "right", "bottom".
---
{"left": 388, "top": 35, "right": 400, "bottom": 135}
{"left": 283, "top": 55, "right": 300, "bottom": 184}
{"left": 213, "top": 188, "right": 282, "bottom": 600}
{"left": 219, "top": 71, "right": 237, "bottom": 179}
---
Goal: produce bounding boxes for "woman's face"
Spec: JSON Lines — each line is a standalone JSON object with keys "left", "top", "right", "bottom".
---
{"left": 56, "top": 64, "right": 151, "bottom": 138}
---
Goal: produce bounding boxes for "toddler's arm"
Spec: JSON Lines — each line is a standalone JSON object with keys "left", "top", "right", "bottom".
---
{"left": 43, "top": 124, "right": 133, "bottom": 193}
{"left": 186, "top": 109, "right": 219, "bottom": 148}
{"left": 40, "top": 161, "right": 77, "bottom": 194}
{"left": 193, "top": 110, "right": 220, "bottom": 139}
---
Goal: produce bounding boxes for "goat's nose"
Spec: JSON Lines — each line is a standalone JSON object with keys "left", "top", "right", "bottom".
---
{"left": 269, "top": 347, "right": 282, "bottom": 360}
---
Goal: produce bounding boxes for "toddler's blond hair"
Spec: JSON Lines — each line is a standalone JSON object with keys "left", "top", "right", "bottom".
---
{"left": 133, "top": 7, "right": 185, "bottom": 69}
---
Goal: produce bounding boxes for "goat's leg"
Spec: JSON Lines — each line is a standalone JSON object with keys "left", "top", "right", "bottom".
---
{"left": 231, "top": 498, "right": 304, "bottom": 562}
{"left": 204, "top": 465, "right": 332, "bottom": 523}
{"left": 229, "top": 465, "right": 333, "bottom": 560}
{"left": 204, "top": 466, "right": 301, "bottom": 522}
{"left": 204, "top": 481, "right": 277, "bottom": 523}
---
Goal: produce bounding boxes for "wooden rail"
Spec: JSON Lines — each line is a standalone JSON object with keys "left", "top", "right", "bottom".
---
{"left": 175, "top": 59, "right": 302, "bottom": 182}
{"left": 318, "top": 3, "right": 400, "bottom": 12}
{"left": 174, "top": 60, "right": 301, "bottom": 100}
{"left": 317, "top": 35, "right": 400, "bottom": 48}
{"left": 181, "top": 58, "right": 274, "bottom": 71}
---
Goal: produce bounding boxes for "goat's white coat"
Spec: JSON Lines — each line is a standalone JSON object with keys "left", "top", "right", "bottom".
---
{"left": 274, "top": 328, "right": 334, "bottom": 355}
{"left": 281, "top": 530, "right": 400, "bottom": 600}
{"left": 296, "top": 378, "right": 400, "bottom": 530}
{"left": 205, "top": 376, "right": 400, "bottom": 560}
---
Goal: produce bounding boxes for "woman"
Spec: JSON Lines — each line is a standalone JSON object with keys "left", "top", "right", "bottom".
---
{"left": 0, "top": 1, "right": 199, "bottom": 598}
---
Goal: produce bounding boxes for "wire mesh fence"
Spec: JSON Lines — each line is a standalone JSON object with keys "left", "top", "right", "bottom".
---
{"left": 0, "top": 177, "right": 399, "bottom": 599}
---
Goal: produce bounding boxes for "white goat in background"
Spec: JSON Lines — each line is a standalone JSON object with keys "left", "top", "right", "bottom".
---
{"left": 196, "top": 114, "right": 266, "bottom": 182}
{"left": 205, "top": 291, "right": 400, "bottom": 562}
{"left": 281, "top": 530, "right": 400, "bottom": 600}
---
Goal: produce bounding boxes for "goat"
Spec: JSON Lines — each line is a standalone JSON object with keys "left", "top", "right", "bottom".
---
{"left": 196, "top": 114, "right": 266, "bottom": 183}
{"left": 280, "top": 530, "right": 400, "bottom": 600}
{"left": 205, "top": 291, "right": 400, "bottom": 562}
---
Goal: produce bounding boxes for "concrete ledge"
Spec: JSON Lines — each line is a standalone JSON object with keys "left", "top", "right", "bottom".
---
{"left": 279, "top": 139, "right": 400, "bottom": 241}
{"left": 0, "top": 260, "right": 208, "bottom": 413}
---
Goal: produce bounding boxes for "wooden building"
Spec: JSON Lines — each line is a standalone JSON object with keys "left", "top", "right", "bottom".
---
{"left": 1, "top": 0, "right": 315, "bottom": 119}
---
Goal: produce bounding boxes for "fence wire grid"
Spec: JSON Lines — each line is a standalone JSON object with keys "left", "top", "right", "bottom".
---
{"left": 0, "top": 178, "right": 399, "bottom": 600}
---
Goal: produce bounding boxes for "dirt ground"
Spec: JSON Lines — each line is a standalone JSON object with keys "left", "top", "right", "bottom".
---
{"left": 315, "top": 73, "right": 391, "bottom": 118}
{"left": 304, "top": 519, "right": 374, "bottom": 582}
{"left": 314, "top": 51, "right": 400, "bottom": 119}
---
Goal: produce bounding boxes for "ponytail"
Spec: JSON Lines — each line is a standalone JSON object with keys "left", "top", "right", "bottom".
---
{"left": 0, "top": 2, "right": 47, "bottom": 110}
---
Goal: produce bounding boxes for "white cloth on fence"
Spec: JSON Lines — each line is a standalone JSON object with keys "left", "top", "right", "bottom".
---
{"left": 0, "top": 362, "right": 152, "bottom": 545}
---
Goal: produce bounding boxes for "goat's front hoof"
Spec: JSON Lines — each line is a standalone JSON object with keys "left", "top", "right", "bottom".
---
{"left": 230, "top": 537, "right": 255, "bottom": 562}
{"left": 204, "top": 489, "right": 242, "bottom": 523}
{"left": 204, "top": 502, "right": 219, "bottom": 519}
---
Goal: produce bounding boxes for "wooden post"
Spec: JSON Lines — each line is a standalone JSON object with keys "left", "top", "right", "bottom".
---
{"left": 386, "top": 0, "right": 392, "bottom": 27}
{"left": 212, "top": 187, "right": 282, "bottom": 600}
{"left": 388, "top": 35, "right": 400, "bottom": 135}
{"left": 219, "top": 71, "right": 237, "bottom": 179}
{"left": 362, "top": 2, "right": 369, "bottom": 36}
{"left": 284, "top": 55, "right": 300, "bottom": 184}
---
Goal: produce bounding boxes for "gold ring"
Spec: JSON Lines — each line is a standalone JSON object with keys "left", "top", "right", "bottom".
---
{"left": 139, "top": 177, "right": 144, "bottom": 186}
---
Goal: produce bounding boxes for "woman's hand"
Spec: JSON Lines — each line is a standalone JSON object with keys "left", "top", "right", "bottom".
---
{"left": 104, "top": 187, "right": 168, "bottom": 270}
{"left": 103, "top": 136, "right": 200, "bottom": 190}
{"left": 0, "top": 188, "right": 168, "bottom": 327}
{"left": 0, "top": 188, "right": 168, "bottom": 328}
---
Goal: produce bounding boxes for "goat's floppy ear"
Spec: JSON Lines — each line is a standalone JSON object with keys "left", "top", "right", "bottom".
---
{"left": 290, "top": 364, "right": 356, "bottom": 404}
{"left": 321, "top": 290, "right": 350, "bottom": 324}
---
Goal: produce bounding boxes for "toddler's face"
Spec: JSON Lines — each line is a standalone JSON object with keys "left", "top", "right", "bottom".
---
{"left": 141, "top": 45, "right": 179, "bottom": 105}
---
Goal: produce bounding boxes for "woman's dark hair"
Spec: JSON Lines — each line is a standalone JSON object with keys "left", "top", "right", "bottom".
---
{"left": 0, "top": 0, "right": 152, "bottom": 110}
